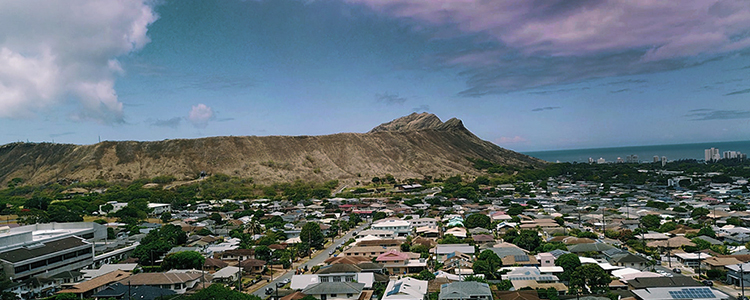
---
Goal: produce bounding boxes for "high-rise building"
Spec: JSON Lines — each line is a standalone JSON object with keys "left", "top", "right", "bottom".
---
{"left": 597, "top": 157, "right": 606, "bottom": 164}
{"left": 661, "top": 156, "right": 667, "bottom": 167}
{"left": 588, "top": 157, "right": 594, "bottom": 163}
{"left": 653, "top": 156, "right": 659, "bottom": 163}
{"left": 616, "top": 157, "right": 623, "bottom": 163}
{"left": 705, "top": 148, "right": 720, "bottom": 162}
{"left": 626, "top": 155, "right": 639, "bottom": 164}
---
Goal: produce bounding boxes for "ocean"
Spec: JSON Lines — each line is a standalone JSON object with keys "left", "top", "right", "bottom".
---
{"left": 523, "top": 140, "right": 750, "bottom": 163}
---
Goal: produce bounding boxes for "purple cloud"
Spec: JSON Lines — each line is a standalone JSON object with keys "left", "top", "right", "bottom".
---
{"left": 346, "top": 0, "right": 750, "bottom": 94}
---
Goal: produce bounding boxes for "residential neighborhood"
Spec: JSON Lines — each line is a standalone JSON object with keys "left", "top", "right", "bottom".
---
{"left": 2, "top": 161, "right": 750, "bottom": 300}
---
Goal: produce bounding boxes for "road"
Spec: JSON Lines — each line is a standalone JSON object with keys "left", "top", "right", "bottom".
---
{"left": 250, "top": 221, "right": 370, "bottom": 298}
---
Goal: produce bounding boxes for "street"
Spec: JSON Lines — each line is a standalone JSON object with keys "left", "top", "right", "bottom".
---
{"left": 249, "top": 221, "right": 370, "bottom": 298}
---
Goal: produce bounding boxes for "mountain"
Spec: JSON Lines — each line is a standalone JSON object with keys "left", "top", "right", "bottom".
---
{"left": 0, "top": 113, "right": 545, "bottom": 186}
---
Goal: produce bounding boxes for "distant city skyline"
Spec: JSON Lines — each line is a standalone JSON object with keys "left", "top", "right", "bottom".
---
{"left": 1, "top": 1, "right": 750, "bottom": 152}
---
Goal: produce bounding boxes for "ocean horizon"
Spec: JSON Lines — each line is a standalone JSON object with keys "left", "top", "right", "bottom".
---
{"left": 523, "top": 140, "right": 750, "bottom": 163}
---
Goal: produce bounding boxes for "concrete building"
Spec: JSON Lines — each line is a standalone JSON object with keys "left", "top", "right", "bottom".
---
{"left": 0, "top": 222, "right": 106, "bottom": 281}
{"left": 372, "top": 220, "right": 411, "bottom": 237}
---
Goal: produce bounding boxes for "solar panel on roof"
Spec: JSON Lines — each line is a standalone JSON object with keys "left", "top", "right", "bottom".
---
{"left": 386, "top": 283, "right": 403, "bottom": 296}
{"left": 668, "top": 288, "right": 714, "bottom": 299}
{"left": 514, "top": 255, "right": 530, "bottom": 262}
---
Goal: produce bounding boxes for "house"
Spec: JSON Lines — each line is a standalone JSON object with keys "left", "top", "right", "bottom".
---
{"left": 239, "top": 259, "right": 267, "bottom": 274}
{"left": 410, "top": 218, "right": 438, "bottom": 228}
{"left": 56, "top": 270, "right": 132, "bottom": 299}
{"left": 342, "top": 246, "right": 400, "bottom": 258}
{"left": 376, "top": 250, "right": 426, "bottom": 275}
{"left": 627, "top": 276, "right": 702, "bottom": 290}
{"left": 703, "top": 256, "right": 743, "bottom": 270}
{"left": 147, "top": 203, "right": 171, "bottom": 215}
{"left": 415, "top": 226, "right": 440, "bottom": 238}
{"left": 493, "top": 291, "right": 540, "bottom": 300}
{"left": 211, "top": 266, "right": 240, "bottom": 283}
{"left": 444, "top": 228, "right": 467, "bottom": 238}
{"left": 631, "top": 287, "right": 728, "bottom": 300}
{"left": 609, "top": 253, "right": 650, "bottom": 270}
{"left": 435, "top": 244, "right": 475, "bottom": 261}
{"left": 217, "top": 249, "right": 254, "bottom": 261}
{"left": 292, "top": 272, "right": 379, "bottom": 290}
{"left": 438, "top": 282, "right": 492, "bottom": 300}
{"left": 372, "top": 220, "right": 411, "bottom": 237}
{"left": 92, "top": 283, "right": 175, "bottom": 300}
{"left": 301, "top": 282, "right": 365, "bottom": 300}
{"left": 673, "top": 252, "right": 710, "bottom": 268}
{"left": 537, "top": 253, "right": 555, "bottom": 267}
{"left": 382, "top": 277, "right": 428, "bottom": 300}
{"left": 501, "top": 254, "right": 539, "bottom": 267}
{"left": 725, "top": 263, "right": 750, "bottom": 287}
{"left": 117, "top": 272, "right": 203, "bottom": 294}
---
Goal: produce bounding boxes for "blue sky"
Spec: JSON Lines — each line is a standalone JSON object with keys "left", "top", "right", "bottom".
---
{"left": 1, "top": 0, "right": 750, "bottom": 152}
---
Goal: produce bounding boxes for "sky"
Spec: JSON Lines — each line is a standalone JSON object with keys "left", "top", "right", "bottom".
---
{"left": 1, "top": 0, "right": 750, "bottom": 152}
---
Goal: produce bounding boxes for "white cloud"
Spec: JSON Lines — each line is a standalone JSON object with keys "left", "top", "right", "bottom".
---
{"left": 188, "top": 104, "right": 215, "bottom": 128}
{"left": 0, "top": 0, "right": 158, "bottom": 123}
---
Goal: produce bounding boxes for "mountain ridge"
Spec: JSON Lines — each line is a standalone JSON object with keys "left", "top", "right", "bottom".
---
{"left": 0, "top": 114, "right": 545, "bottom": 186}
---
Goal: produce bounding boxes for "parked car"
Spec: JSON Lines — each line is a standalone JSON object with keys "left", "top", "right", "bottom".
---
{"left": 328, "top": 250, "right": 334, "bottom": 255}
{"left": 672, "top": 268, "right": 682, "bottom": 274}
{"left": 702, "top": 280, "right": 713, "bottom": 286}
{"left": 281, "top": 278, "right": 290, "bottom": 285}
{"left": 265, "top": 287, "right": 274, "bottom": 295}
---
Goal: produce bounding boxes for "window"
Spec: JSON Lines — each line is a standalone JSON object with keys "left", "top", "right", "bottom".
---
{"left": 345, "top": 276, "right": 355, "bottom": 282}
{"left": 321, "top": 277, "right": 330, "bottom": 282}
{"left": 333, "top": 276, "right": 341, "bottom": 282}
{"left": 331, "top": 294, "right": 337, "bottom": 297}
{"left": 347, "top": 294, "right": 353, "bottom": 298}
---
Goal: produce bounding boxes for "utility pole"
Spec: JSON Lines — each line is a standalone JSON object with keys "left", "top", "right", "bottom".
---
{"left": 237, "top": 256, "right": 242, "bottom": 291}
{"left": 741, "top": 264, "right": 746, "bottom": 300}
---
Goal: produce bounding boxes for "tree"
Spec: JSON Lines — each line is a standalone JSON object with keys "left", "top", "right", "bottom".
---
{"left": 400, "top": 243, "right": 410, "bottom": 252}
{"left": 698, "top": 226, "right": 716, "bottom": 238}
{"left": 658, "top": 222, "right": 677, "bottom": 233}
{"left": 640, "top": 215, "right": 661, "bottom": 230}
{"left": 556, "top": 253, "right": 581, "bottom": 282}
{"left": 438, "top": 234, "right": 461, "bottom": 244}
{"left": 569, "top": 264, "right": 610, "bottom": 294}
{"left": 161, "top": 212, "right": 172, "bottom": 224}
{"left": 162, "top": 251, "right": 205, "bottom": 270}
{"left": 513, "top": 230, "right": 542, "bottom": 251}
{"left": 472, "top": 250, "right": 502, "bottom": 280}
{"left": 417, "top": 269, "right": 436, "bottom": 280}
{"left": 464, "top": 214, "right": 491, "bottom": 229}
{"left": 255, "top": 245, "right": 272, "bottom": 261}
{"left": 691, "top": 207, "right": 710, "bottom": 219}
{"left": 300, "top": 222, "right": 325, "bottom": 249}
{"left": 373, "top": 211, "right": 387, "bottom": 221}
{"left": 184, "top": 283, "right": 262, "bottom": 300}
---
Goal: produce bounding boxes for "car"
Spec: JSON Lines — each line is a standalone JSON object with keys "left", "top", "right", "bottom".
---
{"left": 281, "top": 278, "right": 290, "bottom": 285}
{"left": 672, "top": 268, "right": 682, "bottom": 274}
{"left": 265, "top": 288, "right": 274, "bottom": 295}
{"left": 702, "top": 280, "right": 713, "bottom": 286}
{"left": 328, "top": 250, "right": 334, "bottom": 255}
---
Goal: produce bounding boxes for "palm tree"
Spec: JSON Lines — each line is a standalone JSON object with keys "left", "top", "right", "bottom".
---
{"left": 247, "top": 220, "right": 262, "bottom": 236}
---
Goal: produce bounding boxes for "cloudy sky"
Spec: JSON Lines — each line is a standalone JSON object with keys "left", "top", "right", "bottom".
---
{"left": 1, "top": 0, "right": 750, "bottom": 152}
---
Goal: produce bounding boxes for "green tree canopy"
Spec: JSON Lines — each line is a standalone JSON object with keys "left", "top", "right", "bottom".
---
{"left": 691, "top": 207, "right": 710, "bottom": 219}
{"left": 162, "top": 251, "right": 205, "bottom": 270}
{"left": 512, "top": 230, "right": 542, "bottom": 251}
{"left": 464, "top": 213, "right": 491, "bottom": 229}
{"left": 640, "top": 215, "right": 661, "bottom": 230}
{"left": 569, "top": 264, "right": 611, "bottom": 294}
{"left": 556, "top": 253, "right": 581, "bottom": 282}
{"left": 184, "top": 284, "right": 262, "bottom": 300}
{"left": 300, "top": 222, "right": 325, "bottom": 249}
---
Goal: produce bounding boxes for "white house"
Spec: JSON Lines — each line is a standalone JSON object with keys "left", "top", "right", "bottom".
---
{"left": 382, "top": 277, "right": 428, "bottom": 300}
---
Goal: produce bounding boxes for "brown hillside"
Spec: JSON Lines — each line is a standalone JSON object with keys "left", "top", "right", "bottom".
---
{"left": 0, "top": 113, "right": 545, "bottom": 186}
